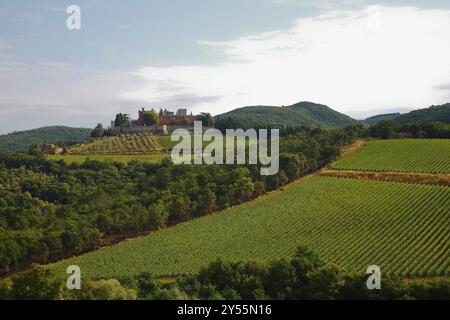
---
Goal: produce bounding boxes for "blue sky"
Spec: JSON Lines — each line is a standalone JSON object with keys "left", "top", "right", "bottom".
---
{"left": 1, "top": 0, "right": 450, "bottom": 133}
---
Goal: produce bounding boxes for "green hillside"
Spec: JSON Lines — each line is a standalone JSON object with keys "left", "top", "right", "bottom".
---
{"left": 364, "top": 113, "right": 401, "bottom": 125}
{"left": 0, "top": 126, "right": 92, "bottom": 153}
{"left": 331, "top": 139, "right": 450, "bottom": 174}
{"left": 51, "top": 176, "right": 450, "bottom": 278}
{"left": 395, "top": 103, "right": 450, "bottom": 124}
{"left": 215, "top": 101, "right": 358, "bottom": 129}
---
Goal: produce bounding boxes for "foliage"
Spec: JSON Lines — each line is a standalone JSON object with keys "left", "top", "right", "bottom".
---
{"left": 9, "top": 265, "right": 62, "bottom": 300}
{"left": 364, "top": 113, "right": 401, "bottom": 125}
{"left": 395, "top": 103, "right": 450, "bottom": 124}
{"left": 91, "top": 123, "right": 105, "bottom": 138}
{"left": 65, "top": 279, "right": 137, "bottom": 300}
{"left": 3, "top": 248, "right": 448, "bottom": 300}
{"left": 143, "top": 110, "right": 159, "bottom": 126}
{"left": 214, "top": 101, "right": 358, "bottom": 131}
{"left": 114, "top": 113, "right": 130, "bottom": 127}
{"left": 175, "top": 247, "right": 449, "bottom": 300}
{"left": 0, "top": 126, "right": 92, "bottom": 153}
{"left": 198, "top": 113, "right": 214, "bottom": 126}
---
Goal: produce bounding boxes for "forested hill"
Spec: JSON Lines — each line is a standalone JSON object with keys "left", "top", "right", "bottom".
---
{"left": 394, "top": 103, "right": 450, "bottom": 124}
{"left": 214, "top": 101, "right": 358, "bottom": 129}
{"left": 0, "top": 126, "right": 92, "bottom": 153}
{"left": 364, "top": 113, "right": 401, "bottom": 125}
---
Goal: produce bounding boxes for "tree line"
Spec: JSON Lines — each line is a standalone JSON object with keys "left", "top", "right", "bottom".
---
{"left": 1, "top": 246, "right": 448, "bottom": 300}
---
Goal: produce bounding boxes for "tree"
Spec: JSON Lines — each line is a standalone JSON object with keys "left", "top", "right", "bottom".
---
{"left": 0, "top": 278, "right": 11, "bottom": 299}
{"left": 11, "top": 265, "right": 62, "bottom": 300}
{"left": 68, "top": 279, "right": 137, "bottom": 300}
{"left": 198, "top": 113, "right": 214, "bottom": 126}
{"left": 147, "top": 202, "right": 168, "bottom": 229}
{"left": 114, "top": 113, "right": 130, "bottom": 127}
{"left": 369, "top": 120, "right": 397, "bottom": 139}
{"left": 143, "top": 109, "right": 159, "bottom": 126}
{"left": 91, "top": 123, "right": 105, "bottom": 138}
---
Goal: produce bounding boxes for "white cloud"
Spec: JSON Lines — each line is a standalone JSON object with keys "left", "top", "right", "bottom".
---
{"left": 0, "top": 59, "right": 144, "bottom": 133}
{"left": 122, "top": 5, "right": 450, "bottom": 118}
{"left": 271, "top": 0, "right": 368, "bottom": 10}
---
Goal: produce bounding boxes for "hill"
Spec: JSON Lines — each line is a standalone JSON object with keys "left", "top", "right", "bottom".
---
{"left": 51, "top": 176, "right": 450, "bottom": 278}
{"left": 364, "top": 113, "right": 401, "bottom": 125}
{"left": 50, "top": 138, "right": 450, "bottom": 279}
{"left": 395, "top": 103, "right": 450, "bottom": 124}
{"left": 214, "top": 101, "right": 358, "bottom": 129}
{"left": 0, "top": 126, "right": 92, "bottom": 153}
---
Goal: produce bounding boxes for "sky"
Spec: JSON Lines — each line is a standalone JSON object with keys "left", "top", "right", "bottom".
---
{"left": 1, "top": 0, "right": 450, "bottom": 133}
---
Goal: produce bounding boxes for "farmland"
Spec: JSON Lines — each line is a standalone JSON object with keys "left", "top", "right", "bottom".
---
{"left": 331, "top": 139, "right": 450, "bottom": 174}
{"left": 48, "top": 153, "right": 167, "bottom": 164}
{"left": 51, "top": 176, "right": 450, "bottom": 279}
{"left": 67, "top": 135, "right": 161, "bottom": 155}
{"left": 48, "top": 135, "right": 169, "bottom": 163}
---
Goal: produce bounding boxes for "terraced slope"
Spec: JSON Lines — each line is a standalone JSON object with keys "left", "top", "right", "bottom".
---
{"left": 51, "top": 176, "right": 450, "bottom": 279}
{"left": 68, "top": 135, "right": 161, "bottom": 155}
{"left": 331, "top": 139, "right": 450, "bottom": 174}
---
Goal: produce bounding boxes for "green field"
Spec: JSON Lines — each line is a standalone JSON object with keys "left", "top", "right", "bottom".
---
{"left": 68, "top": 135, "right": 161, "bottom": 155}
{"left": 48, "top": 135, "right": 170, "bottom": 163}
{"left": 51, "top": 176, "right": 450, "bottom": 279}
{"left": 331, "top": 139, "right": 450, "bottom": 174}
{"left": 48, "top": 153, "right": 167, "bottom": 164}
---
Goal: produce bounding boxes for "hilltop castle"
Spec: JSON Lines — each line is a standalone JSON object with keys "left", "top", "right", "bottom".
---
{"left": 111, "top": 107, "right": 203, "bottom": 135}
{"left": 139, "top": 108, "right": 197, "bottom": 126}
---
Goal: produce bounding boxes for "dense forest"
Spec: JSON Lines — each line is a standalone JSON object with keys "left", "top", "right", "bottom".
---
{"left": 395, "top": 103, "right": 450, "bottom": 124}
{"left": 214, "top": 101, "right": 358, "bottom": 130}
{"left": 364, "top": 113, "right": 401, "bottom": 125}
{"left": 0, "top": 125, "right": 363, "bottom": 273}
{"left": 1, "top": 246, "right": 448, "bottom": 300}
{"left": 0, "top": 126, "right": 92, "bottom": 153}
{"left": 365, "top": 121, "right": 450, "bottom": 139}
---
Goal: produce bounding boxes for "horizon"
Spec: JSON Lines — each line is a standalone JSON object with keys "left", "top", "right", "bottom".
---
{"left": 1, "top": 1, "right": 450, "bottom": 134}
{"left": 0, "top": 100, "right": 448, "bottom": 134}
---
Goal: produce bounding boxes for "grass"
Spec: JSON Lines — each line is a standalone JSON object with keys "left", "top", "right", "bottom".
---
{"left": 331, "top": 139, "right": 450, "bottom": 174}
{"left": 50, "top": 176, "right": 450, "bottom": 279}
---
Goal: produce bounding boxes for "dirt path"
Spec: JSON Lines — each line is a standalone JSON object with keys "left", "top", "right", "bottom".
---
{"left": 337, "top": 138, "right": 366, "bottom": 160}
{"left": 319, "top": 169, "right": 450, "bottom": 186}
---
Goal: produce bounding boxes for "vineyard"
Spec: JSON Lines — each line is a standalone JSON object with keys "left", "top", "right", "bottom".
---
{"left": 330, "top": 139, "right": 450, "bottom": 174}
{"left": 49, "top": 153, "right": 167, "bottom": 164}
{"left": 51, "top": 176, "right": 450, "bottom": 279}
{"left": 67, "top": 135, "right": 161, "bottom": 155}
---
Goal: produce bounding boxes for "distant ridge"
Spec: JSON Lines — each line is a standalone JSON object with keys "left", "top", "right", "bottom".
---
{"left": 395, "top": 103, "right": 450, "bottom": 124}
{"left": 0, "top": 126, "right": 92, "bottom": 153}
{"left": 215, "top": 101, "right": 358, "bottom": 129}
{"left": 364, "top": 113, "right": 401, "bottom": 125}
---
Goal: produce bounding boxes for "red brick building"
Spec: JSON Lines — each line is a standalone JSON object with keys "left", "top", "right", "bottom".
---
{"left": 138, "top": 108, "right": 197, "bottom": 126}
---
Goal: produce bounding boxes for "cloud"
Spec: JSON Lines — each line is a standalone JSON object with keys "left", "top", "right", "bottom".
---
{"left": 0, "top": 59, "right": 144, "bottom": 133}
{"left": 2, "top": 5, "right": 450, "bottom": 133}
{"left": 123, "top": 5, "right": 450, "bottom": 117}
{"left": 271, "top": 0, "right": 369, "bottom": 10}
{"left": 433, "top": 83, "right": 450, "bottom": 91}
